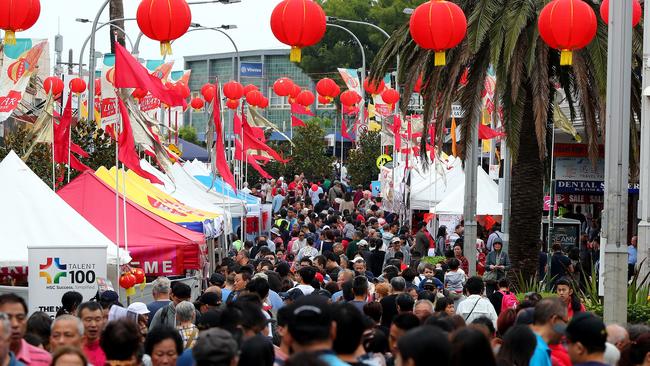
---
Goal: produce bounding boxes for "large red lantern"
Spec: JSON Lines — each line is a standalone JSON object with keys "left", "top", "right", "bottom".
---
{"left": 289, "top": 84, "right": 301, "bottom": 99}
{"left": 246, "top": 90, "right": 264, "bottom": 107}
{"left": 201, "top": 84, "right": 216, "bottom": 102}
{"left": 340, "top": 90, "right": 361, "bottom": 107}
{"left": 318, "top": 95, "right": 331, "bottom": 105}
{"left": 363, "top": 78, "right": 386, "bottom": 95}
{"left": 69, "top": 78, "right": 87, "bottom": 94}
{"left": 223, "top": 81, "right": 244, "bottom": 100}
{"left": 381, "top": 88, "right": 400, "bottom": 105}
{"left": 270, "top": 0, "right": 326, "bottom": 62}
{"left": 43, "top": 76, "right": 63, "bottom": 96}
{"left": 600, "top": 0, "right": 641, "bottom": 27}
{"left": 0, "top": 0, "right": 40, "bottom": 45}
{"left": 119, "top": 272, "right": 137, "bottom": 289}
{"left": 538, "top": 0, "right": 597, "bottom": 65}
{"left": 243, "top": 84, "right": 259, "bottom": 95}
{"left": 226, "top": 99, "right": 239, "bottom": 110}
{"left": 316, "top": 78, "right": 340, "bottom": 101}
{"left": 409, "top": 0, "right": 467, "bottom": 66}
{"left": 131, "top": 268, "right": 146, "bottom": 284}
{"left": 296, "top": 90, "right": 315, "bottom": 107}
{"left": 136, "top": 0, "right": 191, "bottom": 56}
{"left": 190, "top": 97, "right": 204, "bottom": 110}
{"left": 259, "top": 97, "right": 269, "bottom": 109}
{"left": 273, "top": 78, "right": 294, "bottom": 96}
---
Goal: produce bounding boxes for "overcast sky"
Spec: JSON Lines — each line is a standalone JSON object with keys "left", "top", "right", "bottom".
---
{"left": 17, "top": 0, "right": 288, "bottom": 71}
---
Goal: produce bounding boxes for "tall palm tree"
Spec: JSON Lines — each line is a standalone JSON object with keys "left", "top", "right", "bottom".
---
{"left": 109, "top": 0, "right": 125, "bottom": 53}
{"left": 370, "top": 0, "right": 642, "bottom": 278}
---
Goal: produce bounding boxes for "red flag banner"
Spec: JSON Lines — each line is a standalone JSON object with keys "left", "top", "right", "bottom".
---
{"left": 114, "top": 43, "right": 185, "bottom": 108}
{"left": 233, "top": 112, "right": 242, "bottom": 136}
{"left": 247, "top": 155, "right": 272, "bottom": 179}
{"left": 478, "top": 123, "right": 505, "bottom": 139}
{"left": 54, "top": 93, "right": 91, "bottom": 172}
{"left": 213, "top": 85, "right": 237, "bottom": 193}
{"left": 291, "top": 115, "right": 306, "bottom": 127}
{"left": 290, "top": 103, "right": 315, "bottom": 116}
{"left": 241, "top": 120, "right": 287, "bottom": 163}
{"left": 341, "top": 118, "right": 351, "bottom": 141}
{"left": 117, "top": 97, "right": 163, "bottom": 185}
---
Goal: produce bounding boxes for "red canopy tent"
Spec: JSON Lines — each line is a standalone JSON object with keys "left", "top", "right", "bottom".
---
{"left": 58, "top": 171, "right": 205, "bottom": 276}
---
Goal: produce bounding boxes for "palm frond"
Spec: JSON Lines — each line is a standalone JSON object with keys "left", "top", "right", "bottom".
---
{"left": 530, "top": 39, "right": 550, "bottom": 159}
{"left": 571, "top": 51, "right": 601, "bottom": 164}
{"left": 501, "top": 0, "right": 535, "bottom": 72}
{"left": 466, "top": 0, "right": 504, "bottom": 53}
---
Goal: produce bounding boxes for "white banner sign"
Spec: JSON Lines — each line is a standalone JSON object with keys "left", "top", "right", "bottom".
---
{"left": 555, "top": 157, "right": 604, "bottom": 181}
{"left": 28, "top": 245, "right": 107, "bottom": 317}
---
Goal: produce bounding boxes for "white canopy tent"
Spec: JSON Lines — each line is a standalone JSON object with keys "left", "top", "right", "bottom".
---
{"left": 407, "top": 157, "right": 465, "bottom": 211}
{"left": 433, "top": 166, "right": 503, "bottom": 216}
{"left": 0, "top": 151, "right": 131, "bottom": 267}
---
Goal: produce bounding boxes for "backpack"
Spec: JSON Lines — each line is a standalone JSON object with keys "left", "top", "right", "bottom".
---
{"left": 499, "top": 290, "right": 519, "bottom": 313}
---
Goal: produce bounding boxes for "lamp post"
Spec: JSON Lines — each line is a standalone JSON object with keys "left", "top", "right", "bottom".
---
{"left": 86, "top": 0, "right": 111, "bottom": 123}
{"left": 326, "top": 23, "right": 366, "bottom": 132}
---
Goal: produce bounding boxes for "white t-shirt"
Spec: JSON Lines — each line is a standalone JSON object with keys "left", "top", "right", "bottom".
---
{"left": 456, "top": 294, "right": 498, "bottom": 327}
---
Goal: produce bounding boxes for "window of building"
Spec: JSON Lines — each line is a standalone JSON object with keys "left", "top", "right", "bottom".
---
{"left": 268, "top": 87, "right": 290, "bottom": 109}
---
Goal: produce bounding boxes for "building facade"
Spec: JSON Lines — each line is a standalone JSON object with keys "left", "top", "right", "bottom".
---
{"left": 184, "top": 49, "right": 339, "bottom": 141}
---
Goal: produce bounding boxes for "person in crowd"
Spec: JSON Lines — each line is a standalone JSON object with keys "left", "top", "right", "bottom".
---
{"left": 238, "top": 334, "right": 274, "bottom": 366}
{"left": 144, "top": 326, "right": 183, "bottom": 366}
{"left": 380, "top": 277, "right": 407, "bottom": 328}
{"left": 147, "top": 277, "right": 172, "bottom": 326}
{"left": 77, "top": 301, "right": 106, "bottom": 366}
{"left": 49, "top": 315, "right": 83, "bottom": 353}
{"left": 495, "top": 324, "right": 537, "bottom": 366}
{"left": 412, "top": 300, "right": 435, "bottom": 322}
{"left": 565, "top": 312, "right": 609, "bottom": 366}
{"left": 456, "top": 276, "right": 498, "bottom": 327}
{"left": 149, "top": 283, "right": 193, "bottom": 329}
{"left": 453, "top": 243, "right": 470, "bottom": 274}
{"left": 412, "top": 222, "right": 431, "bottom": 259}
{"left": 175, "top": 301, "right": 199, "bottom": 349}
{"left": 434, "top": 297, "right": 456, "bottom": 317}
{"left": 486, "top": 223, "right": 503, "bottom": 252}
{"left": 100, "top": 319, "right": 141, "bottom": 366}
{"left": 606, "top": 323, "right": 630, "bottom": 351}
{"left": 450, "top": 326, "right": 497, "bottom": 366}
{"left": 396, "top": 326, "right": 451, "bottom": 366}
{"left": 349, "top": 276, "right": 368, "bottom": 313}
{"left": 0, "top": 294, "right": 51, "bottom": 366}
{"left": 51, "top": 347, "right": 87, "bottom": 366}
{"left": 192, "top": 328, "right": 239, "bottom": 366}
{"left": 25, "top": 313, "right": 51, "bottom": 351}
{"left": 485, "top": 238, "right": 511, "bottom": 295}
{"left": 619, "top": 333, "right": 650, "bottom": 366}
{"left": 550, "top": 244, "right": 573, "bottom": 286}
{"left": 388, "top": 313, "right": 420, "bottom": 359}
{"left": 555, "top": 277, "right": 585, "bottom": 319}
{"left": 529, "top": 297, "right": 569, "bottom": 366}
{"left": 444, "top": 258, "right": 466, "bottom": 306}
{"left": 127, "top": 302, "right": 150, "bottom": 341}
{"left": 55, "top": 292, "right": 83, "bottom": 318}
{"left": 628, "top": 235, "right": 638, "bottom": 280}
{"left": 488, "top": 279, "right": 519, "bottom": 316}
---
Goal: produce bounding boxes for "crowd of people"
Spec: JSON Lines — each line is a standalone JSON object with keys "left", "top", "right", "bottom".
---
{"left": 0, "top": 175, "right": 648, "bottom": 366}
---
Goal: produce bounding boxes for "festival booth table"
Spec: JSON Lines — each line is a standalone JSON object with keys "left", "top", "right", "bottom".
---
{"left": 95, "top": 167, "right": 225, "bottom": 239}
{"left": 0, "top": 152, "right": 131, "bottom": 306}
{"left": 58, "top": 171, "right": 205, "bottom": 277}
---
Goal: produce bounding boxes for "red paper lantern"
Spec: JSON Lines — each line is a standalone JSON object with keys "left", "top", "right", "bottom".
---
{"left": 259, "top": 97, "right": 269, "bottom": 109}
{"left": 69, "top": 78, "right": 86, "bottom": 94}
{"left": 381, "top": 88, "right": 400, "bottom": 105}
{"left": 363, "top": 78, "right": 386, "bottom": 95}
{"left": 0, "top": 0, "right": 40, "bottom": 45}
{"left": 43, "top": 76, "right": 63, "bottom": 96}
{"left": 190, "top": 97, "right": 204, "bottom": 110}
{"left": 136, "top": 0, "right": 191, "bottom": 55}
{"left": 273, "top": 77, "right": 294, "bottom": 96}
{"left": 119, "top": 272, "right": 136, "bottom": 289}
{"left": 296, "top": 90, "right": 315, "bottom": 107}
{"left": 289, "top": 84, "right": 301, "bottom": 100}
{"left": 131, "top": 268, "right": 146, "bottom": 284}
{"left": 243, "top": 84, "right": 259, "bottom": 95}
{"left": 132, "top": 88, "right": 148, "bottom": 99}
{"left": 409, "top": 0, "right": 467, "bottom": 66}
{"left": 316, "top": 78, "right": 340, "bottom": 99}
{"left": 94, "top": 78, "right": 101, "bottom": 96}
{"left": 223, "top": 81, "right": 244, "bottom": 100}
{"left": 538, "top": 0, "right": 597, "bottom": 65}
{"left": 340, "top": 90, "right": 361, "bottom": 107}
{"left": 318, "top": 95, "right": 331, "bottom": 105}
{"left": 600, "top": 0, "right": 641, "bottom": 27}
{"left": 201, "top": 84, "right": 216, "bottom": 102}
{"left": 226, "top": 99, "right": 240, "bottom": 110}
{"left": 246, "top": 90, "right": 264, "bottom": 107}
{"left": 270, "top": 0, "right": 326, "bottom": 62}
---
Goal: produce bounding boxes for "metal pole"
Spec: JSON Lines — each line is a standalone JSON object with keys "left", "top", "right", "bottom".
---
{"left": 501, "top": 141, "right": 511, "bottom": 253}
{"left": 87, "top": 0, "right": 111, "bottom": 123}
{"left": 547, "top": 127, "right": 556, "bottom": 253}
{"left": 603, "top": 0, "right": 632, "bottom": 324}
{"left": 636, "top": 0, "right": 650, "bottom": 284}
{"left": 326, "top": 23, "right": 365, "bottom": 131}
{"left": 463, "top": 111, "right": 479, "bottom": 275}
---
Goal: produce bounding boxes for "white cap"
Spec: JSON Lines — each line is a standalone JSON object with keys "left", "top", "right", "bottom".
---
{"left": 127, "top": 302, "right": 150, "bottom": 315}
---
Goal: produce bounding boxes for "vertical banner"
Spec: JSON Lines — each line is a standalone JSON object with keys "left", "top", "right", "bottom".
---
{"left": 28, "top": 245, "right": 107, "bottom": 317}
{"left": 337, "top": 68, "right": 362, "bottom": 95}
{"left": 0, "top": 40, "right": 47, "bottom": 122}
{"left": 100, "top": 54, "right": 120, "bottom": 128}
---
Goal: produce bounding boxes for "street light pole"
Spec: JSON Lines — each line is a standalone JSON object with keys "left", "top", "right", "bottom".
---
{"left": 326, "top": 23, "right": 366, "bottom": 134}
{"left": 603, "top": 0, "right": 632, "bottom": 324}
{"left": 636, "top": 0, "right": 650, "bottom": 285}
{"left": 87, "top": 0, "right": 111, "bottom": 123}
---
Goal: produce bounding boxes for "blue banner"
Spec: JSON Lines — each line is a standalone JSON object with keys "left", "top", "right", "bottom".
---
{"left": 240, "top": 62, "right": 263, "bottom": 78}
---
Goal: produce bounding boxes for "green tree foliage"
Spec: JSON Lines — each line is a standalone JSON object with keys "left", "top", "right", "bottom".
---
{"left": 70, "top": 119, "right": 116, "bottom": 178}
{"left": 178, "top": 125, "right": 200, "bottom": 145}
{"left": 346, "top": 130, "right": 380, "bottom": 187}
{"left": 299, "top": 0, "right": 422, "bottom": 80}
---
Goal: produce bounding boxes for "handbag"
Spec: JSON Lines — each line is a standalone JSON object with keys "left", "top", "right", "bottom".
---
{"left": 483, "top": 252, "right": 502, "bottom": 282}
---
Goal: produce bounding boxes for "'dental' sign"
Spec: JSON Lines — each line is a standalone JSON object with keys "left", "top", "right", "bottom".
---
{"left": 28, "top": 245, "right": 107, "bottom": 317}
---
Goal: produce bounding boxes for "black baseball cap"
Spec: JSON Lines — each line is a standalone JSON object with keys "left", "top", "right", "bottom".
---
{"left": 197, "top": 292, "right": 220, "bottom": 307}
{"left": 279, "top": 288, "right": 304, "bottom": 302}
{"left": 287, "top": 294, "right": 333, "bottom": 343}
{"left": 565, "top": 312, "right": 607, "bottom": 352}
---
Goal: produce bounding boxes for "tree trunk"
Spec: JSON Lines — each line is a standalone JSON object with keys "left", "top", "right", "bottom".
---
{"left": 109, "top": 0, "right": 125, "bottom": 53}
{"left": 509, "top": 83, "right": 544, "bottom": 280}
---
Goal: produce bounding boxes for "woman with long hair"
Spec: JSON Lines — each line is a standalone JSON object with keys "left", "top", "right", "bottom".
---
{"left": 496, "top": 325, "right": 537, "bottom": 366}
{"left": 555, "top": 277, "right": 585, "bottom": 319}
{"left": 435, "top": 226, "right": 448, "bottom": 257}
{"left": 619, "top": 333, "right": 650, "bottom": 366}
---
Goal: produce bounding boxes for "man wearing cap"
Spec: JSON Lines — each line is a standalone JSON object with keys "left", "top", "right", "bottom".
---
{"left": 529, "top": 297, "right": 570, "bottom": 366}
{"left": 196, "top": 292, "right": 221, "bottom": 313}
{"left": 382, "top": 236, "right": 411, "bottom": 269}
{"left": 565, "top": 313, "right": 609, "bottom": 366}
{"left": 127, "top": 302, "right": 150, "bottom": 339}
{"left": 192, "top": 328, "right": 239, "bottom": 366}
{"left": 286, "top": 295, "right": 348, "bottom": 366}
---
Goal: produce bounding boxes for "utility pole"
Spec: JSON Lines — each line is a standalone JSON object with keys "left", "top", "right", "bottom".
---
{"left": 602, "top": 0, "right": 632, "bottom": 324}
{"left": 463, "top": 112, "right": 479, "bottom": 275}
{"left": 636, "top": 0, "right": 650, "bottom": 285}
